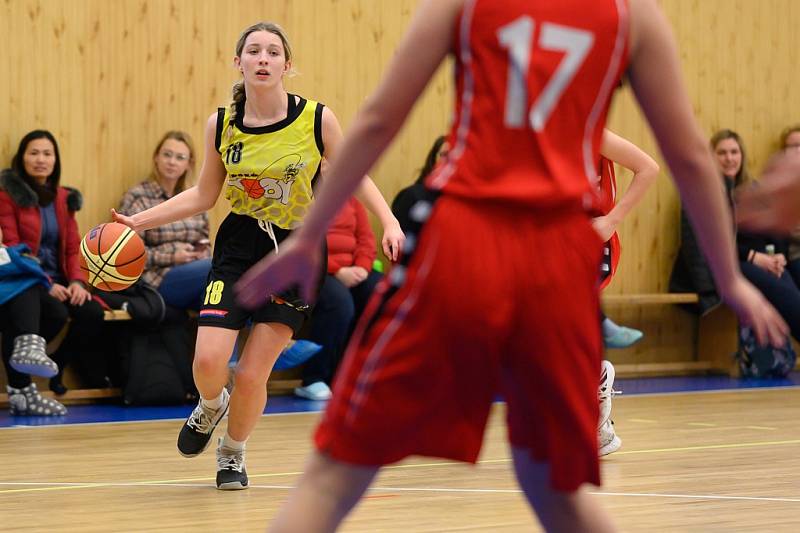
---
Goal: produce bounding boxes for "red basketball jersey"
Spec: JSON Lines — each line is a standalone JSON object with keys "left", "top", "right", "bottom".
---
{"left": 428, "top": 0, "right": 630, "bottom": 212}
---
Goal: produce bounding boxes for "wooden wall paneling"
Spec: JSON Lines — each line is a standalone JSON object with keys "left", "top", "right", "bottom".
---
{"left": 601, "top": 1, "right": 800, "bottom": 366}
{"left": 2, "top": 0, "right": 799, "bottom": 370}
{"left": 0, "top": 0, "right": 449, "bottom": 237}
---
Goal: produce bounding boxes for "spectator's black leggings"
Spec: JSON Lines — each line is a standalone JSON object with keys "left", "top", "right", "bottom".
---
{"left": 740, "top": 261, "right": 800, "bottom": 343}
{"left": 0, "top": 284, "right": 105, "bottom": 388}
{"left": 1, "top": 285, "right": 67, "bottom": 388}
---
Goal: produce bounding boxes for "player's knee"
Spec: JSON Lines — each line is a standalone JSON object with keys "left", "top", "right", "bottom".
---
{"left": 233, "top": 365, "right": 267, "bottom": 392}
{"left": 192, "top": 348, "right": 224, "bottom": 376}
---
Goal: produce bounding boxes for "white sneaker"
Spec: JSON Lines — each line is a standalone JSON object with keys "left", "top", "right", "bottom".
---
{"left": 598, "top": 419, "right": 622, "bottom": 456}
{"left": 598, "top": 360, "right": 620, "bottom": 429}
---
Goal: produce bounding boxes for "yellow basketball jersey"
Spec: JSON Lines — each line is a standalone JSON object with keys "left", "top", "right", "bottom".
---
{"left": 215, "top": 94, "right": 324, "bottom": 229}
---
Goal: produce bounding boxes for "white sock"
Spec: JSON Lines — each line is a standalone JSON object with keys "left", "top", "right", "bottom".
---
{"left": 201, "top": 391, "right": 224, "bottom": 410}
{"left": 222, "top": 432, "right": 246, "bottom": 452}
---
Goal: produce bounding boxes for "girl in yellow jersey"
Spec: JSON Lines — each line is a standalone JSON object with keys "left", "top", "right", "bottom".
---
{"left": 113, "top": 22, "right": 404, "bottom": 490}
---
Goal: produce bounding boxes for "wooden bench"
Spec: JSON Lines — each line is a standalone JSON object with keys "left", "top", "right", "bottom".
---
{"left": 0, "top": 308, "right": 300, "bottom": 407}
{"left": 0, "top": 310, "right": 131, "bottom": 406}
{"left": 601, "top": 292, "right": 740, "bottom": 377}
{"left": 0, "top": 292, "right": 744, "bottom": 407}
{"left": 602, "top": 293, "right": 699, "bottom": 306}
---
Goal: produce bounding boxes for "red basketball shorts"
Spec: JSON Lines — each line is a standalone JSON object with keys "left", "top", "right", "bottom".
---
{"left": 315, "top": 195, "right": 604, "bottom": 491}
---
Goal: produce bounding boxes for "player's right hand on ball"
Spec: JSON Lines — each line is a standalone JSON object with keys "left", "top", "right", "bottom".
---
{"left": 110, "top": 209, "right": 136, "bottom": 231}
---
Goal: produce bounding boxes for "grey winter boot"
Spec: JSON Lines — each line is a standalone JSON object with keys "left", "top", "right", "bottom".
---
{"left": 9, "top": 334, "right": 58, "bottom": 378}
{"left": 7, "top": 383, "right": 67, "bottom": 416}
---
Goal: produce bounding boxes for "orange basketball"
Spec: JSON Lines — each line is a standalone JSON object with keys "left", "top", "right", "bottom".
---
{"left": 79, "top": 222, "right": 146, "bottom": 291}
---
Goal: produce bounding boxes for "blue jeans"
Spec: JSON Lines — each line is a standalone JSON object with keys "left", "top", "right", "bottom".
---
{"left": 158, "top": 258, "right": 212, "bottom": 311}
{"left": 741, "top": 260, "right": 800, "bottom": 342}
{"left": 302, "top": 271, "right": 383, "bottom": 385}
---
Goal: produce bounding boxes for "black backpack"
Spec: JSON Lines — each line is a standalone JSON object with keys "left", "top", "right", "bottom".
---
{"left": 94, "top": 281, "right": 166, "bottom": 326}
{"left": 736, "top": 326, "right": 797, "bottom": 378}
{"left": 96, "top": 282, "right": 196, "bottom": 405}
{"left": 119, "top": 318, "right": 197, "bottom": 405}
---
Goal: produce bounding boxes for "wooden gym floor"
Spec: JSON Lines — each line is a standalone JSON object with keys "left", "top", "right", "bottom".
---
{"left": 2, "top": 387, "right": 800, "bottom": 532}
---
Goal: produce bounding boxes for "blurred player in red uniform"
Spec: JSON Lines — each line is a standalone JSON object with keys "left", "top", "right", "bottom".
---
{"left": 239, "top": 0, "right": 787, "bottom": 530}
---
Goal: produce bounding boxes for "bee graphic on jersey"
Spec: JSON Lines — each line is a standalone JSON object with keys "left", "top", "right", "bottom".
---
{"left": 228, "top": 153, "right": 307, "bottom": 205}
{"left": 216, "top": 95, "right": 324, "bottom": 229}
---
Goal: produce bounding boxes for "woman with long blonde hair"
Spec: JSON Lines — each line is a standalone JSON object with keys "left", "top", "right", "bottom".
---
{"left": 118, "top": 131, "right": 211, "bottom": 310}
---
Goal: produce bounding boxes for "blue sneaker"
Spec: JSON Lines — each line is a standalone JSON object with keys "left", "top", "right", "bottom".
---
{"left": 604, "top": 326, "right": 644, "bottom": 349}
{"left": 294, "top": 381, "right": 333, "bottom": 401}
{"left": 274, "top": 340, "right": 322, "bottom": 370}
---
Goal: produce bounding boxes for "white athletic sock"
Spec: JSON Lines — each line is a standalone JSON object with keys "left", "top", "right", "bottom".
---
{"left": 201, "top": 391, "right": 224, "bottom": 410}
{"left": 222, "top": 432, "right": 246, "bottom": 452}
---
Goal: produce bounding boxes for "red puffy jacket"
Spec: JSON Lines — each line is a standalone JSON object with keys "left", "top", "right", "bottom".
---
{"left": 0, "top": 169, "right": 86, "bottom": 284}
{"left": 326, "top": 198, "right": 377, "bottom": 275}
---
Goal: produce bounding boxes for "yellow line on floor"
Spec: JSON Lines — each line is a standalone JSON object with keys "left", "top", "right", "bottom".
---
{"left": 614, "top": 439, "right": 800, "bottom": 455}
{"left": 4, "top": 439, "right": 800, "bottom": 495}
{"left": 0, "top": 458, "right": 512, "bottom": 494}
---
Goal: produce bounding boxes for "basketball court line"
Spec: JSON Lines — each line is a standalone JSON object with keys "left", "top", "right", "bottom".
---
{"left": 588, "top": 492, "right": 800, "bottom": 504}
{"left": 4, "top": 385, "right": 800, "bottom": 431}
{"left": 4, "top": 437, "right": 800, "bottom": 495}
{"left": 627, "top": 418, "right": 778, "bottom": 431}
{"left": 622, "top": 384, "right": 800, "bottom": 398}
{"left": 0, "top": 458, "right": 512, "bottom": 494}
{"left": 610, "top": 438, "right": 800, "bottom": 455}
{"left": 1, "top": 479, "right": 799, "bottom": 504}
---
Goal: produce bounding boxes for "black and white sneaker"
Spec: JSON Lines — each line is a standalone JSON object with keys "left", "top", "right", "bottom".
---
{"left": 216, "top": 437, "right": 248, "bottom": 490}
{"left": 177, "top": 388, "right": 230, "bottom": 457}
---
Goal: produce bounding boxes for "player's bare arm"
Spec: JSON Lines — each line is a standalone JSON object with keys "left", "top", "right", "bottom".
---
{"left": 112, "top": 113, "right": 226, "bottom": 232}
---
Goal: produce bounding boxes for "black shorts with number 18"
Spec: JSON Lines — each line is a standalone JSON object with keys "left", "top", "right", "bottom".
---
{"left": 197, "top": 212, "right": 326, "bottom": 334}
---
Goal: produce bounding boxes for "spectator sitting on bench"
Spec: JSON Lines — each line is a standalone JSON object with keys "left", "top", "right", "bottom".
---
{"left": 0, "top": 225, "right": 71, "bottom": 415}
{"left": 0, "top": 130, "right": 106, "bottom": 398}
{"left": 394, "top": 134, "right": 655, "bottom": 351}
{"left": 296, "top": 197, "right": 383, "bottom": 401}
{"left": 118, "top": 131, "right": 211, "bottom": 311}
{"left": 391, "top": 135, "right": 448, "bottom": 233}
{"left": 671, "top": 129, "right": 800, "bottom": 342}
